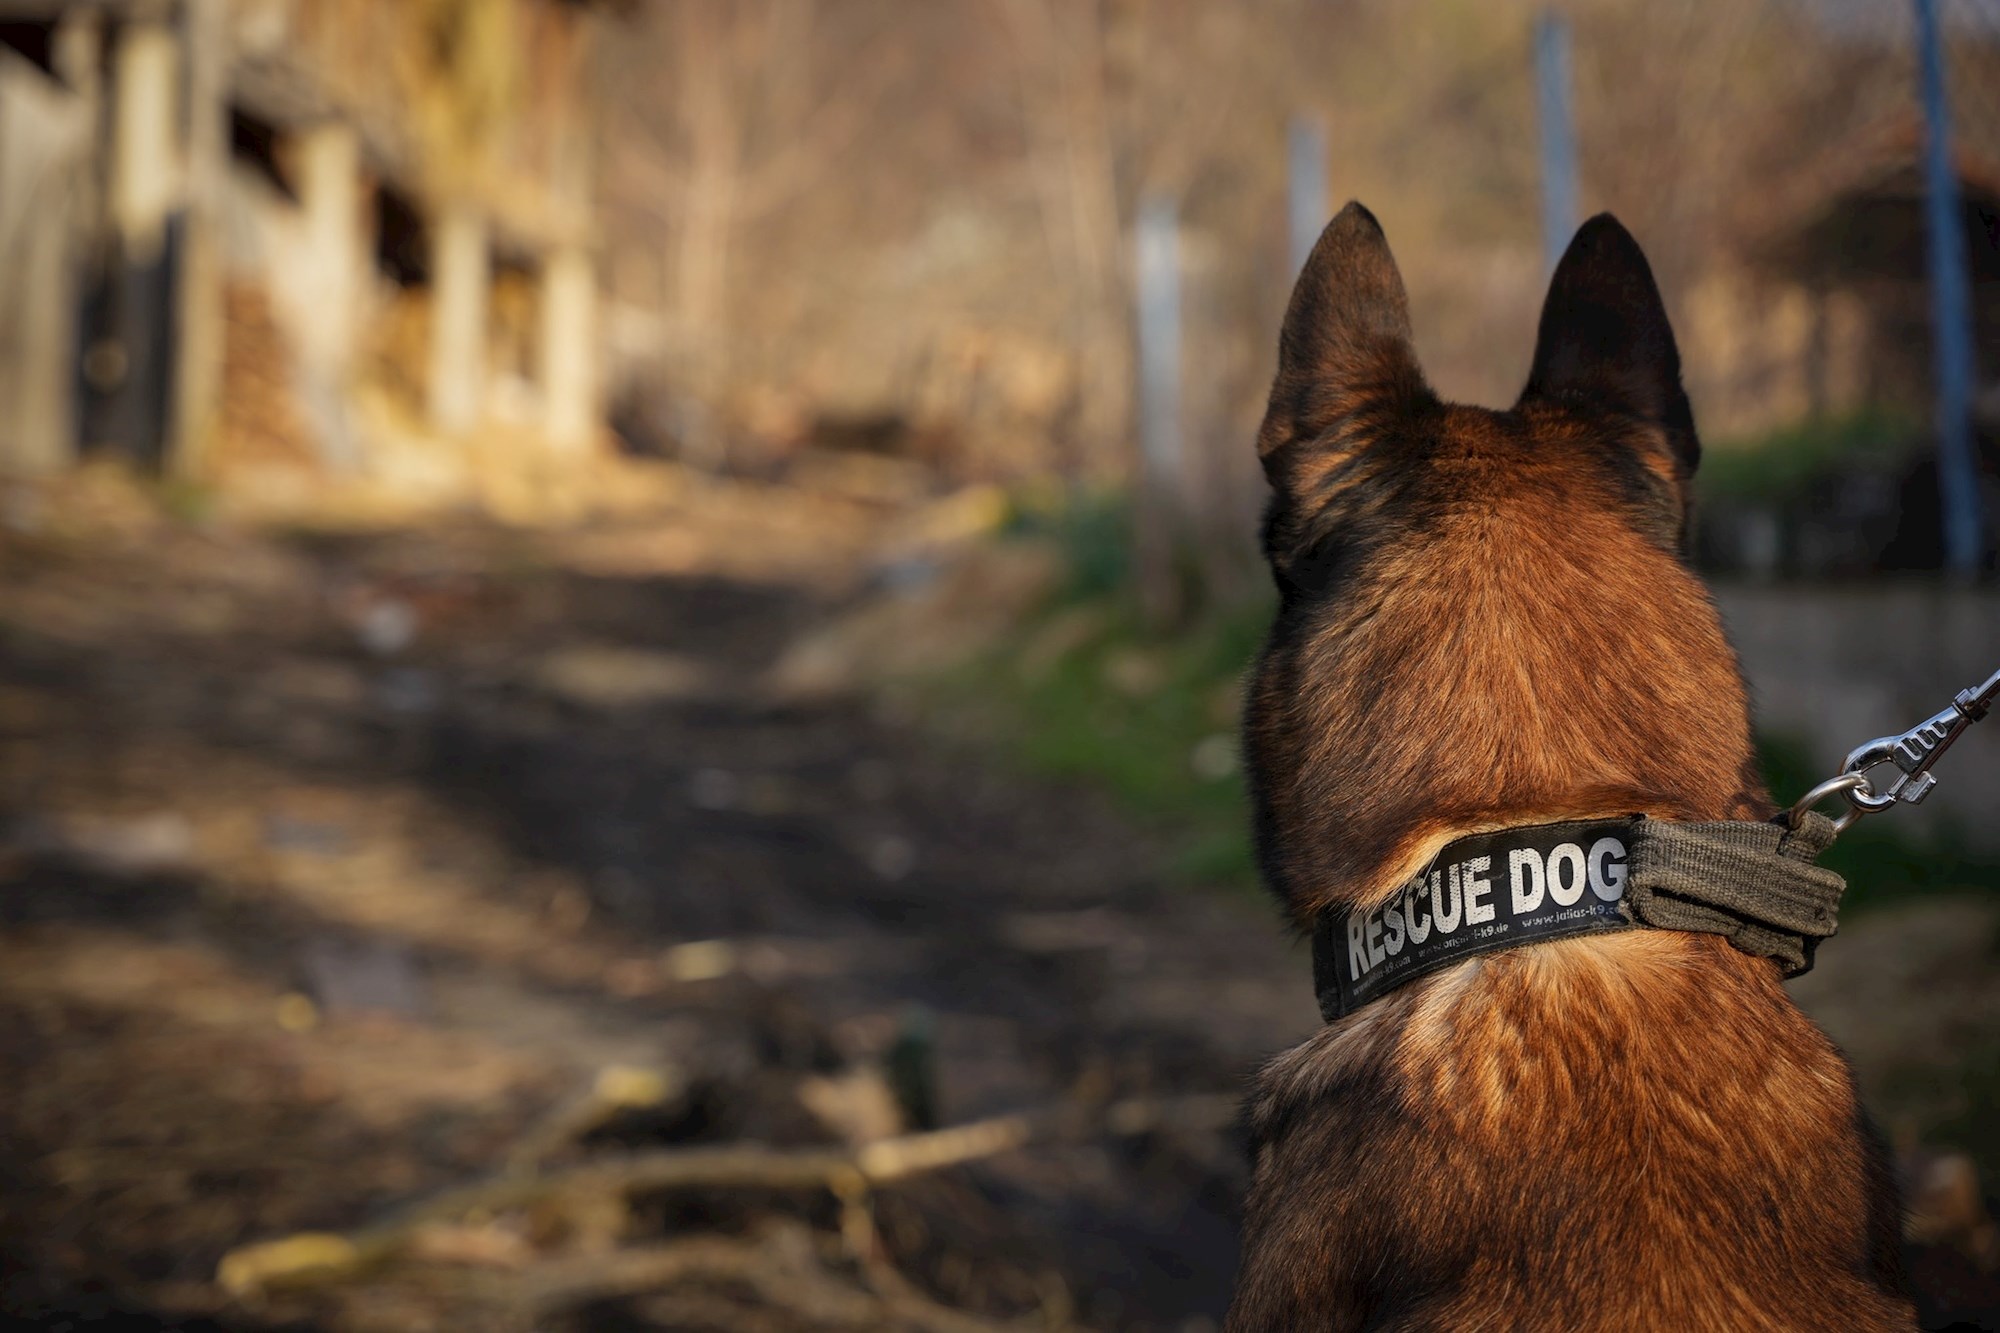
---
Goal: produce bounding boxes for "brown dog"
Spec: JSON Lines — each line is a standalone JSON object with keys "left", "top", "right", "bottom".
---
{"left": 1225, "top": 204, "right": 1914, "bottom": 1331}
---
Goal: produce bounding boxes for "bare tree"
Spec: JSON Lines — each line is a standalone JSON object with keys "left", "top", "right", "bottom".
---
{"left": 606, "top": 0, "right": 894, "bottom": 463}
{"left": 994, "top": 0, "right": 1129, "bottom": 481}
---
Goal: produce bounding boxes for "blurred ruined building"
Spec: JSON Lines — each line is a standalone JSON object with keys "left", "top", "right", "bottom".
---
{"left": 0, "top": 0, "right": 618, "bottom": 509}
{"left": 0, "top": 0, "right": 1997, "bottom": 534}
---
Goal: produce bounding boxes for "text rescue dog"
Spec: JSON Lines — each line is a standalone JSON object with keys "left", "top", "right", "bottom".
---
{"left": 1345, "top": 836, "right": 1629, "bottom": 981}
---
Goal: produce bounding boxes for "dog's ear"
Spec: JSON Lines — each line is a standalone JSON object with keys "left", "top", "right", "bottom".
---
{"left": 1257, "top": 202, "right": 1431, "bottom": 480}
{"left": 1518, "top": 214, "right": 1698, "bottom": 475}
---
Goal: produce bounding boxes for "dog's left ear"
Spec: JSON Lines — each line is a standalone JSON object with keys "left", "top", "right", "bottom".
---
{"left": 1518, "top": 214, "right": 1699, "bottom": 476}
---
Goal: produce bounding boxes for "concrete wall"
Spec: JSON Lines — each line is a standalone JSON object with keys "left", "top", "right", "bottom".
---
{"left": 1715, "top": 584, "right": 2000, "bottom": 846}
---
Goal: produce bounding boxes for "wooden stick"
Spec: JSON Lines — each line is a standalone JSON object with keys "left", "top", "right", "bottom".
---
{"left": 216, "top": 1092, "right": 1234, "bottom": 1298}
{"left": 523, "top": 1228, "right": 1027, "bottom": 1333}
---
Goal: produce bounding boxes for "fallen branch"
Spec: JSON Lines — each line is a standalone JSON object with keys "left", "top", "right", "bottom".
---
{"left": 506, "top": 1064, "right": 681, "bottom": 1174}
{"left": 216, "top": 1091, "right": 1236, "bottom": 1299}
{"left": 524, "top": 1224, "right": 1029, "bottom": 1333}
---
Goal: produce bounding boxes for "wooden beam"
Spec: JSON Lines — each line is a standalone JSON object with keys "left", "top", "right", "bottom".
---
{"left": 428, "top": 204, "right": 489, "bottom": 435}
{"left": 170, "top": 0, "right": 226, "bottom": 478}
{"left": 539, "top": 244, "right": 599, "bottom": 452}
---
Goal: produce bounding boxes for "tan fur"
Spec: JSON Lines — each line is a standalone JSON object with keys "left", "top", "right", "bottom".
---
{"left": 1226, "top": 206, "right": 1913, "bottom": 1331}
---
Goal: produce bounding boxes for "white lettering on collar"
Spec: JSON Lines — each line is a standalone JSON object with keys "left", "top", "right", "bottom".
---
{"left": 1346, "top": 837, "right": 1628, "bottom": 982}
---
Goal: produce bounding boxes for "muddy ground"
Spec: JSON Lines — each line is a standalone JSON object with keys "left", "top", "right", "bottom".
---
{"left": 0, "top": 471, "right": 1316, "bottom": 1332}
{"left": 1, "top": 467, "right": 1996, "bottom": 1331}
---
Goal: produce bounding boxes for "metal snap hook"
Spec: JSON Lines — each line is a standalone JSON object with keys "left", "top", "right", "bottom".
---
{"left": 1787, "top": 771, "right": 1874, "bottom": 835}
{"left": 1787, "top": 665, "right": 1999, "bottom": 843}
{"left": 1837, "top": 738, "right": 1909, "bottom": 815}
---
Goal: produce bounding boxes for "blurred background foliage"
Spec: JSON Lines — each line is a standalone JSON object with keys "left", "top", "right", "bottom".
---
{"left": 919, "top": 491, "right": 2000, "bottom": 908}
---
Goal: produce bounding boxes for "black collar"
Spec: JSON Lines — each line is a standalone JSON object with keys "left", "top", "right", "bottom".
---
{"left": 1310, "top": 813, "right": 1847, "bottom": 1022}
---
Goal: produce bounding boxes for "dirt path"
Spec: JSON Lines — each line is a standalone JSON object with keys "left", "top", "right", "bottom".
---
{"left": 0, "top": 475, "right": 1313, "bottom": 1331}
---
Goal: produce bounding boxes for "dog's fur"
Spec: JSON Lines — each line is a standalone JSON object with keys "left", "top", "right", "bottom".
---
{"left": 1225, "top": 204, "right": 1915, "bottom": 1331}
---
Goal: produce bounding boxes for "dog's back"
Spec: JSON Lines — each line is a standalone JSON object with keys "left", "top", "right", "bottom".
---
{"left": 1225, "top": 205, "right": 1913, "bottom": 1331}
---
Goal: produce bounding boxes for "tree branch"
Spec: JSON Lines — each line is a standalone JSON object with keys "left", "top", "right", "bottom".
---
{"left": 214, "top": 1092, "right": 1236, "bottom": 1299}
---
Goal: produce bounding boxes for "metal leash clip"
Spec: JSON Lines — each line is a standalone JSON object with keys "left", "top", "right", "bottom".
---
{"left": 1790, "top": 665, "right": 2000, "bottom": 835}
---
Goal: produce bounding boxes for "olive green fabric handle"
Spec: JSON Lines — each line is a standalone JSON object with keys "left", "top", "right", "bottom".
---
{"left": 1622, "top": 812, "right": 1845, "bottom": 978}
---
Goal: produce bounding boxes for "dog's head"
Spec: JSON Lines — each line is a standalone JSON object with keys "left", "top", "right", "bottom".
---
{"left": 1245, "top": 203, "right": 1770, "bottom": 924}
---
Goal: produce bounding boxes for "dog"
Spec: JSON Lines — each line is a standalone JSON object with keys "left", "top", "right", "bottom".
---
{"left": 1224, "top": 204, "right": 1914, "bottom": 1330}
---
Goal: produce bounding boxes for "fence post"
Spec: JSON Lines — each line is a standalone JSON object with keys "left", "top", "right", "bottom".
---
{"left": 1288, "top": 115, "right": 1329, "bottom": 277}
{"left": 171, "top": 0, "right": 226, "bottom": 479}
{"left": 1134, "top": 191, "right": 1184, "bottom": 624}
{"left": 1534, "top": 12, "right": 1578, "bottom": 274}
{"left": 1913, "top": 0, "right": 1986, "bottom": 577}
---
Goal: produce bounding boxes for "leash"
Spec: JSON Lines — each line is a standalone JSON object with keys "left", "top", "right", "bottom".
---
{"left": 1787, "top": 665, "right": 2000, "bottom": 834}
{"left": 1312, "top": 666, "right": 2000, "bottom": 1022}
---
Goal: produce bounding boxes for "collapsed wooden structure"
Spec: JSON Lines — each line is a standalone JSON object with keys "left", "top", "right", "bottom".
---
{"left": 0, "top": 0, "right": 619, "bottom": 492}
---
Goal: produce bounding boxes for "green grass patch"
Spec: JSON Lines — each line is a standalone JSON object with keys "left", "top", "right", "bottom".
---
{"left": 937, "top": 635, "right": 2000, "bottom": 905}
{"left": 1000, "top": 485, "right": 1136, "bottom": 601}
{"left": 1697, "top": 408, "right": 1920, "bottom": 503}
{"left": 934, "top": 587, "right": 1272, "bottom": 892}
{"left": 936, "top": 491, "right": 2000, "bottom": 909}
{"left": 923, "top": 493, "right": 1272, "bottom": 892}
{"left": 927, "top": 617, "right": 2000, "bottom": 906}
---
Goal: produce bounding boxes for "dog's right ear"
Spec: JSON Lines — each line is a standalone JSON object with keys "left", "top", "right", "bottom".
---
{"left": 1257, "top": 202, "right": 1432, "bottom": 490}
{"left": 1518, "top": 214, "right": 1698, "bottom": 476}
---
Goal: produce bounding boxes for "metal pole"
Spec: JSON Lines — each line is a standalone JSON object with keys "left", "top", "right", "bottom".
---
{"left": 1534, "top": 12, "right": 1578, "bottom": 275}
{"left": 1136, "top": 192, "right": 1183, "bottom": 497}
{"left": 1914, "top": 0, "right": 1986, "bottom": 576}
{"left": 1288, "top": 116, "right": 1329, "bottom": 277}
{"left": 1134, "top": 192, "right": 1183, "bottom": 623}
